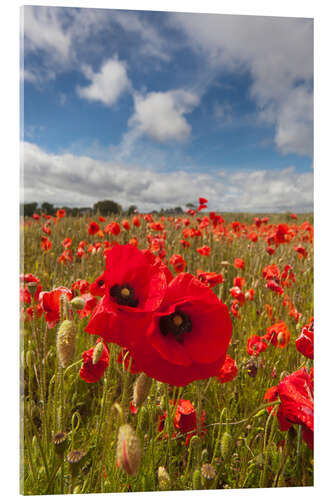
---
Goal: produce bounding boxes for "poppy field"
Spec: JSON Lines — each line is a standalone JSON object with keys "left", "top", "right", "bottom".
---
{"left": 20, "top": 201, "right": 314, "bottom": 494}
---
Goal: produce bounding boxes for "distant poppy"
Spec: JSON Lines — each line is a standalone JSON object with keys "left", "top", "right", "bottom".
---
{"left": 132, "top": 216, "right": 141, "bottom": 227}
{"left": 56, "top": 209, "right": 66, "bottom": 218}
{"left": 62, "top": 237, "right": 72, "bottom": 249}
{"left": 197, "top": 245, "right": 211, "bottom": 256}
{"left": 79, "top": 339, "right": 110, "bottom": 383}
{"left": 169, "top": 254, "right": 186, "bottom": 273}
{"left": 247, "top": 335, "right": 268, "bottom": 357}
{"left": 234, "top": 258, "right": 245, "bottom": 270}
{"left": 216, "top": 354, "right": 238, "bottom": 383}
{"left": 196, "top": 270, "right": 223, "bottom": 288}
{"left": 265, "top": 322, "right": 290, "bottom": 348}
{"left": 39, "top": 287, "right": 72, "bottom": 328}
{"left": 88, "top": 221, "right": 100, "bottom": 235}
{"left": 198, "top": 197, "right": 208, "bottom": 205}
{"left": 122, "top": 220, "right": 130, "bottom": 231}
{"left": 41, "top": 236, "right": 52, "bottom": 252}
{"left": 295, "top": 318, "right": 314, "bottom": 359}
{"left": 105, "top": 222, "right": 121, "bottom": 236}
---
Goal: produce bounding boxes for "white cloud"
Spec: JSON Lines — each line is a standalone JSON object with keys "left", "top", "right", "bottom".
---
{"left": 77, "top": 58, "right": 131, "bottom": 107}
{"left": 172, "top": 13, "right": 313, "bottom": 157}
{"left": 22, "top": 142, "right": 313, "bottom": 213}
{"left": 128, "top": 90, "right": 199, "bottom": 143}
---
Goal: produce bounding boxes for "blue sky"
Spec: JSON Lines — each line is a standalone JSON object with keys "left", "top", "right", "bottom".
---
{"left": 22, "top": 6, "right": 313, "bottom": 212}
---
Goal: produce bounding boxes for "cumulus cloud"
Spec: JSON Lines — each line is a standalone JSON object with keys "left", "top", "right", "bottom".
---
{"left": 22, "top": 142, "right": 313, "bottom": 213}
{"left": 171, "top": 13, "right": 313, "bottom": 157}
{"left": 128, "top": 90, "right": 200, "bottom": 143}
{"left": 77, "top": 58, "right": 131, "bottom": 107}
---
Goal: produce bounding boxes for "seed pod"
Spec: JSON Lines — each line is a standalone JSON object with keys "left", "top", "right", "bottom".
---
{"left": 201, "top": 463, "right": 216, "bottom": 481}
{"left": 192, "top": 469, "right": 202, "bottom": 490}
{"left": 92, "top": 341, "right": 104, "bottom": 365}
{"left": 56, "top": 320, "right": 76, "bottom": 368}
{"left": 66, "top": 449, "right": 86, "bottom": 477}
{"left": 133, "top": 373, "right": 153, "bottom": 408}
{"left": 27, "top": 281, "right": 38, "bottom": 297}
{"left": 158, "top": 466, "right": 171, "bottom": 490}
{"left": 116, "top": 424, "right": 141, "bottom": 476}
{"left": 70, "top": 297, "right": 85, "bottom": 311}
{"left": 221, "top": 431, "right": 233, "bottom": 461}
{"left": 53, "top": 431, "right": 68, "bottom": 457}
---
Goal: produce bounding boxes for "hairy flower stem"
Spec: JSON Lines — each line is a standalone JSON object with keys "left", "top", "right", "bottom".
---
{"left": 164, "top": 384, "right": 173, "bottom": 469}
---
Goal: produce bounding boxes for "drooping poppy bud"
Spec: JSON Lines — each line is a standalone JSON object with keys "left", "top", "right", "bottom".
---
{"left": 116, "top": 424, "right": 142, "bottom": 476}
{"left": 56, "top": 320, "right": 76, "bottom": 368}
{"left": 133, "top": 373, "right": 153, "bottom": 408}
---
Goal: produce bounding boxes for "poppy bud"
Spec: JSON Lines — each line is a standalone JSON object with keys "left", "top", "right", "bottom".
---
{"left": 201, "top": 448, "right": 209, "bottom": 462}
{"left": 158, "top": 466, "right": 171, "bottom": 490}
{"left": 92, "top": 340, "right": 104, "bottom": 365}
{"left": 56, "top": 320, "right": 76, "bottom": 368}
{"left": 192, "top": 469, "right": 202, "bottom": 489}
{"left": 133, "top": 373, "right": 153, "bottom": 408}
{"left": 27, "top": 281, "right": 38, "bottom": 297}
{"left": 221, "top": 431, "right": 233, "bottom": 460}
{"left": 70, "top": 297, "right": 85, "bottom": 311}
{"left": 277, "top": 332, "right": 285, "bottom": 345}
{"left": 116, "top": 424, "right": 142, "bottom": 476}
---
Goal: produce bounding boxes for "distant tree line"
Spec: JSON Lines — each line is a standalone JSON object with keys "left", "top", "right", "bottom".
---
{"left": 21, "top": 200, "right": 184, "bottom": 217}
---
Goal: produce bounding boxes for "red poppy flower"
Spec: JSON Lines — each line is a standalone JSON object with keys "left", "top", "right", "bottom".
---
{"left": 198, "top": 197, "right": 208, "bottom": 205}
{"left": 76, "top": 293, "right": 98, "bottom": 318}
{"left": 169, "top": 254, "right": 186, "bottom": 273}
{"left": 198, "top": 204, "right": 207, "bottom": 212}
{"left": 122, "top": 219, "right": 130, "bottom": 231}
{"left": 247, "top": 335, "right": 268, "bottom": 357}
{"left": 262, "top": 264, "right": 280, "bottom": 281}
{"left": 99, "top": 216, "right": 106, "bottom": 222}
{"left": 129, "top": 273, "right": 232, "bottom": 386}
{"left": 41, "top": 236, "right": 52, "bottom": 251}
{"left": 88, "top": 221, "right": 100, "bottom": 235}
{"left": 20, "top": 274, "right": 42, "bottom": 303}
{"left": 233, "top": 276, "right": 245, "bottom": 289}
{"left": 132, "top": 216, "right": 141, "bottom": 227}
{"left": 62, "top": 237, "right": 72, "bottom": 248}
{"left": 265, "top": 322, "right": 290, "bottom": 348}
{"left": 290, "top": 213, "right": 298, "bottom": 220}
{"left": 150, "top": 222, "right": 164, "bottom": 231}
{"left": 79, "top": 338, "right": 110, "bottom": 383}
{"left": 26, "top": 304, "right": 43, "bottom": 320}
{"left": 105, "top": 222, "right": 121, "bottom": 235}
{"left": 234, "top": 258, "right": 245, "bottom": 270}
{"left": 71, "top": 279, "right": 90, "bottom": 295}
{"left": 196, "top": 270, "right": 223, "bottom": 288}
{"left": 245, "top": 288, "right": 255, "bottom": 301}
{"left": 295, "top": 318, "right": 314, "bottom": 359}
{"left": 159, "top": 399, "right": 206, "bottom": 445}
{"left": 266, "top": 279, "right": 284, "bottom": 295}
{"left": 276, "top": 368, "right": 314, "bottom": 449}
{"left": 85, "top": 244, "right": 168, "bottom": 350}
{"left": 229, "top": 286, "right": 245, "bottom": 305}
{"left": 32, "top": 213, "right": 40, "bottom": 220}
{"left": 216, "top": 354, "right": 238, "bottom": 383}
{"left": 142, "top": 250, "right": 174, "bottom": 284}
{"left": 231, "top": 299, "right": 241, "bottom": 317}
{"left": 266, "top": 247, "right": 275, "bottom": 255}
{"left": 56, "top": 209, "right": 66, "bottom": 218}
{"left": 42, "top": 224, "right": 51, "bottom": 235}
{"left": 39, "top": 287, "right": 72, "bottom": 328}
{"left": 58, "top": 249, "right": 73, "bottom": 264}
{"left": 196, "top": 245, "right": 211, "bottom": 256}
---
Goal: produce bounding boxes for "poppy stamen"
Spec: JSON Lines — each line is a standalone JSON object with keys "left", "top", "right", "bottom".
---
{"left": 110, "top": 283, "right": 139, "bottom": 307}
{"left": 159, "top": 310, "right": 192, "bottom": 342}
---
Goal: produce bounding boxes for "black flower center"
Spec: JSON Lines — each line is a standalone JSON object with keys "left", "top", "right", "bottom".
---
{"left": 97, "top": 279, "right": 104, "bottom": 287}
{"left": 159, "top": 310, "right": 192, "bottom": 342}
{"left": 109, "top": 283, "right": 139, "bottom": 307}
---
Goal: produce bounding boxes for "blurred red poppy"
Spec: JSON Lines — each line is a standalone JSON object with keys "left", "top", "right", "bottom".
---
{"left": 88, "top": 221, "right": 100, "bottom": 235}
{"left": 105, "top": 222, "right": 121, "bottom": 235}
{"left": 265, "top": 322, "right": 290, "bottom": 348}
{"left": 295, "top": 318, "right": 314, "bottom": 359}
{"left": 39, "top": 287, "right": 72, "bottom": 328}
{"left": 196, "top": 270, "right": 223, "bottom": 288}
{"left": 196, "top": 245, "right": 211, "bottom": 256}
{"left": 79, "top": 338, "right": 110, "bottom": 383}
{"left": 169, "top": 254, "right": 186, "bottom": 273}
{"left": 247, "top": 335, "right": 268, "bottom": 357}
{"left": 234, "top": 258, "right": 245, "bottom": 270}
{"left": 216, "top": 354, "right": 238, "bottom": 383}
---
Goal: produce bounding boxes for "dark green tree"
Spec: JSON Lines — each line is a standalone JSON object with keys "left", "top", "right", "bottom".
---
{"left": 93, "top": 200, "right": 122, "bottom": 216}
{"left": 22, "top": 202, "right": 38, "bottom": 217}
